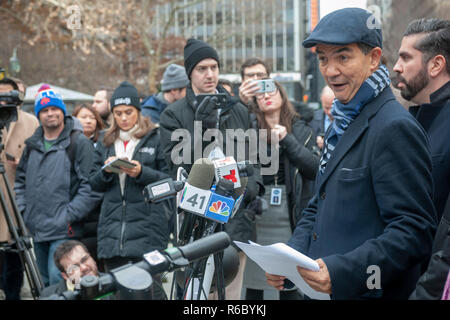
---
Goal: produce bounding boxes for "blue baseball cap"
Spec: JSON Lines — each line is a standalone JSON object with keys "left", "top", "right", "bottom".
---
{"left": 303, "top": 7, "right": 383, "bottom": 49}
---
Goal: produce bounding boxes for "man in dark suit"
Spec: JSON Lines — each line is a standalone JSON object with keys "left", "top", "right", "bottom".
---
{"left": 265, "top": 8, "right": 437, "bottom": 299}
{"left": 311, "top": 86, "right": 334, "bottom": 149}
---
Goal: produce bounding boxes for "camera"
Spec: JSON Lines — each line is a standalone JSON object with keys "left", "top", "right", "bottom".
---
{"left": 0, "top": 68, "right": 20, "bottom": 127}
{"left": 196, "top": 93, "right": 228, "bottom": 108}
{"left": 0, "top": 91, "right": 20, "bottom": 127}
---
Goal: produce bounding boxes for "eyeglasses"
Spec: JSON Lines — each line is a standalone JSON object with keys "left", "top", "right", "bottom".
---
{"left": 65, "top": 254, "right": 91, "bottom": 277}
{"left": 255, "top": 87, "right": 279, "bottom": 100}
{"left": 244, "top": 72, "right": 268, "bottom": 79}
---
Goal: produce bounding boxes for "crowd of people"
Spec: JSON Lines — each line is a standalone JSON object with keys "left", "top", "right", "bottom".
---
{"left": 0, "top": 8, "right": 449, "bottom": 301}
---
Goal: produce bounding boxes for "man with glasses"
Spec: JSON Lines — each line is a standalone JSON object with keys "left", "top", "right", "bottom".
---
{"left": 40, "top": 240, "right": 99, "bottom": 297}
{"left": 238, "top": 58, "right": 271, "bottom": 105}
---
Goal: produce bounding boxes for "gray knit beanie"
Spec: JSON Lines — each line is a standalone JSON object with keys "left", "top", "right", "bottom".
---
{"left": 161, "top": 64, "right": 189, "bottom": 91}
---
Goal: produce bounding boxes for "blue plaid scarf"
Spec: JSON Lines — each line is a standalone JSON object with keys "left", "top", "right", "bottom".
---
{"left": 319, "top": 65, "right": 391, "bottom": 174}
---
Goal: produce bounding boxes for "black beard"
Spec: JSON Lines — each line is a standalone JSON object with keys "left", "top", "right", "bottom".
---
{"left": 397, "top": 67, "right": 429, "bottom": 102}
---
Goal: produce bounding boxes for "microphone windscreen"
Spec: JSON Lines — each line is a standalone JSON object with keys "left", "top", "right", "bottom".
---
{"left": 187, "top": 158, "right": 215, "bottom": 190}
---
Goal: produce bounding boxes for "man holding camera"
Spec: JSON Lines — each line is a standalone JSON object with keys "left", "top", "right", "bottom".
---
{"left": 159, "top": 39, "right": 263, "bottom": 299}
{"left": 0, "top": 76, "right": 39, "bottom": 300}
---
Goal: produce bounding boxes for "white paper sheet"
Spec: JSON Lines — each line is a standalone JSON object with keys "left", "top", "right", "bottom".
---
{"left": 235, "top": 241, "right": 331, "bottom": 300}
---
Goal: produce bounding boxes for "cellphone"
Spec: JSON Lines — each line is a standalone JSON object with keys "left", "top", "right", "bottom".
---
{"left": 102, "top": 158, "right": 136, "bottom": 174}
{"left": 254, "top": 79, "right": 276, "bottom": 93}
{"left": 5, "top": 153, "right": 16, "bottom": 162}
{"left": 196, "top": 93, "right": 228, "bottom": 107}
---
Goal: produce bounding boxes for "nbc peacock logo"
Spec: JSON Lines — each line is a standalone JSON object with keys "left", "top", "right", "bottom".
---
{"left": 209, "top": 201, "right": 230, "bottom": 217}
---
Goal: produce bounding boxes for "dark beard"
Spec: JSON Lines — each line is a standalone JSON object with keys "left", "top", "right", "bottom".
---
{"left": 396, "top": 67, "right": 429, "bottom": 101}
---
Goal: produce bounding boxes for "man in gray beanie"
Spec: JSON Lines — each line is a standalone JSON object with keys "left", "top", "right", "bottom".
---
{"left": 141, "top": 64, "right": 189, "bottom": 123}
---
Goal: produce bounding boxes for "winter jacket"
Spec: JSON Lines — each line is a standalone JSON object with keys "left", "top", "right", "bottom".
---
{"left": 409, "top": 81, "right": 450, "bottom": 300}
{"left": 89, "top": 128, "right": 170, "bottom": 259}
{"left": 409, "top": 81, "right": 450, "bottom": 221}
{"left": 159, "top": 84, "right": 264, "bottom": 244}
{"left": 141, "top": 93, "right": 168, "bottom": 124}
{"left": 14, "top": 116, "right": 100, "bottom": 242}
{"left": 0, "top": 108, "right": 39, "bottom": 242}
{"left": 278, "top": 119, "right": 320, "bottom": 230}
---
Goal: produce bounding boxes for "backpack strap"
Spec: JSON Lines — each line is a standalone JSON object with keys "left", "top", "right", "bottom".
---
{"left": 67, "top": 130, "right": 81, "bottom": 166}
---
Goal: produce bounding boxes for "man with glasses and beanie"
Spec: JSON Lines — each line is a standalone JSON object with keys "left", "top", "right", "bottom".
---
{"left": 159, "top": 39, "right": 264, "bottom": 299}
{"left": 265, "top": 8, "right": 437, "bottom": 299}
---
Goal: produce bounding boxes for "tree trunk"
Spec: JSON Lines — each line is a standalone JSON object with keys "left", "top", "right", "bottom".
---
{"left": 147, "top": 55, "right": 159, "bottom": 94}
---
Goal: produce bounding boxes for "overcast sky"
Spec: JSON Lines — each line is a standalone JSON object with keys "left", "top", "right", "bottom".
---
{"left": 320, "top": 0, "right": 368, "bottom": 18}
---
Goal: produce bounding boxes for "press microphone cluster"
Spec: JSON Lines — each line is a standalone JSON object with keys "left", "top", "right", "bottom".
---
{"left": 178, "top": 157, "right": 250, "bottom": 224}
{"left": 144, "top": 151, "right": 253, "bottom": 224}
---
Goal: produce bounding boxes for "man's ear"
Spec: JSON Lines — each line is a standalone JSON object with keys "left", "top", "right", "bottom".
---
{"left": 369, "top": 47, "right": 383, "bottom": 72}
{"left": 428, "top": 55, "right": 447, "bottom": 78}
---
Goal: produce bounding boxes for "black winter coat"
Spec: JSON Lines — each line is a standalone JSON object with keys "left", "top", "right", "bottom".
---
{"left": 278, "top": 119, "right": 320, "bottom": 230}
{"left": 89, "top": 128, "right": 170, "bottom": 259}
{"left": 409, "top": 81, "right": 450, "bottom": 299}
{"left": 159, "top": 85, "right": 264, "bottom": 244}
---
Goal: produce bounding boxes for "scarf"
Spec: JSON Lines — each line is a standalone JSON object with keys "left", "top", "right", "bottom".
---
{"left": 319, "top": 65, "right": 391, "bottom": 174}
{"left": 114, "top": 124, "right": 140, "bottom": 194}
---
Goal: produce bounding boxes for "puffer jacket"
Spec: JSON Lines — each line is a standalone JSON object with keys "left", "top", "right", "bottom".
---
{"left": 14, "top": 116, "right": 100, "bottom": 242}
{"left": 89, "top": 128, "right": 170, "bottom": 259}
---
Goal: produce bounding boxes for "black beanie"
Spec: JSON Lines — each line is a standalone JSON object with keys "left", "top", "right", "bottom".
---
{"left": 110, "top": 81, "right": 141, "bottom": 111}
{"left": 184, "top": 38, "right": 220, "bottom": 79}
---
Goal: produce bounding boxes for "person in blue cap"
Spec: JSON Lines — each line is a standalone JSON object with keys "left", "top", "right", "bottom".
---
{"left": 265, "top": 7, "right": 437, "bottom": 299}
{"left": 15, "top": 84, "right": 100, "bottom": 288}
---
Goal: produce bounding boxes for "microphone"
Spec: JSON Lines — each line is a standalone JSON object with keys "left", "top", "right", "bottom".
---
{"left": 179, "top": 158, "right": 215, "bottom": 216}
{"left": 142, "top": 231, "right": 231, "bottom": 275}
{"left": 203, "top": 178, "right": 235, "bottom": 224}
{"left": 143, "top": 178, "right": 184, "bottom": 203}
{"left": 188, "top": 158, "right": 215, "bottom": 190}
{"left": 212, "top": 156, "right": 241, "bottom": 188}
{"left": 230, "top": 176, "right": 248, "bottom": 218}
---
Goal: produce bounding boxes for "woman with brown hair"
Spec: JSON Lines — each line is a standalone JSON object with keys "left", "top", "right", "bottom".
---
{"left": 89, "top": 81, "right": 170, "bottom": 299}
{"left": 243, "top": 80, "right": 320, "bottom": 300}
{"left": 72, "top": 104, "right": 106, "bottom": 267}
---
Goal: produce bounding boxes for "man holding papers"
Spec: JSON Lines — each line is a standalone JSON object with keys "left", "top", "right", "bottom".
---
{"left": 265, "top": 8, "right": 437, "bottom": 299}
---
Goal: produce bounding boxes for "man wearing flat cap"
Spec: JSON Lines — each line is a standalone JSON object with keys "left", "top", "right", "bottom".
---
{"left": 266, "top": 8, "right": 437, "bottom": 299}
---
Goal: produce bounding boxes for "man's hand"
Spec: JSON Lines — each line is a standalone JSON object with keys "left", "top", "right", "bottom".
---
{"left": 265, "top": 272, "right": 286, "bottom": 291}
{"left": 239, "top": 79, "right": 260, "bottom": 104}
{"left": 297, "top": 258, "right": 332, "bottom": 294}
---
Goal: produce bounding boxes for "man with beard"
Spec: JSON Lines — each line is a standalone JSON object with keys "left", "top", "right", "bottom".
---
{"left": 15, "top": 84, "right": 99, "bottom": 288}
{"left": 393, "top": 18, "right": 450, "bottom": 300}
{"left": 40, "top": 240, "right": 100, "bottom": 297}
